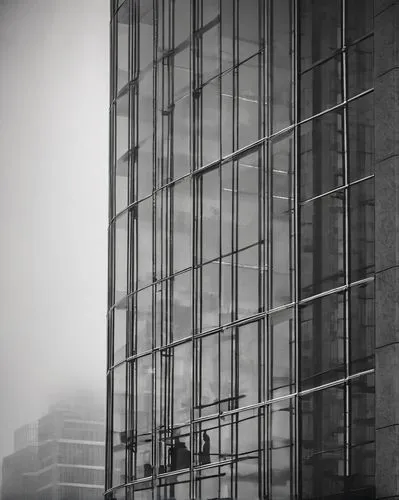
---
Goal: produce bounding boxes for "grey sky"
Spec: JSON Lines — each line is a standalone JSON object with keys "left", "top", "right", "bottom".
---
{"left": 0, "top": 0, "right": 109, "bottom": 462}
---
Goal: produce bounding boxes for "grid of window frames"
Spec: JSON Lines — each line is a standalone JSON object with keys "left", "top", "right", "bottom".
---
{"left": 107, "top": 0, "right": 375, "bottom": 498}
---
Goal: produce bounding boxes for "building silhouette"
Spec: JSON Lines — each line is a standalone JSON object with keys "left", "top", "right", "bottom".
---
{"left": 1, "top": 398, "right": 105, "bottom": 500}
{"left": 106, "top": 0, "right": 397, "bottom": 498}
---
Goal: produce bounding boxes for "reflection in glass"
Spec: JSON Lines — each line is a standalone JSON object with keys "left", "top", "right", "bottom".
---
{"left": 137, "top": 70, "right": 153, "bottom": 200}
{"left": 348, "top": 93, "right": 374, "bottom": 182}
{"left": 346, "top": 0, "right": 374, "bottom": 43}
{"left": 350, "top": 282, "right": 375, "bottom": 374}
{"left": 135, "top": 286, "right": 152, "bottom": 354}
{"left": 271, "top": 134, "right": 294, "bottom": 307}
{"left": 114, "top": 300, "right": 127, "bottom": 364}
{"left": 237, "top": 246, "right": 261, "bottom": 320}
{"left": 300, "top": 293, "right": 345, "bottom": 390}
{"left": 202, "top": 23, "right": 220, "bottom": 83}
{"left": 300, "top": 55, "right": 343, "bottom": 120}
{"left": 238, "top": 55, "right": 260, "bottom": 149}
{"left": 350, "top": 374, "right": 375, "bottom": 495}
{"left": 269, "top": 399, "right": 295, "bottom": 499}
{"left": 299, "top": 109, "right": 344, "bottom": 201}
{"left": 137, "top": 198, "right": 153, "bottom": 289}
{"left": 237, "top": 322, "right": 261, "bottom": 406}
{"left": 300, "top": 191, "right": 345, "bottom": 299}
{"left": 114, "top": 213, "right": 128, "bottom": 302}
{"left": 300, "top": 0, "right": 341, "bottom": 70}
{"left": 270, "top": 309, "right": 295, "bottom": 397}
{"left": 172, "top": 180, "right": 192, "bottom": 273}
{"left": 199, "top": 167, "right": 220, "bottom": 264}
{"left": 347, "top": 36, "right": 374, "bottom": 98}
{"left": 202, "top": 79, "right": 220, "bottom": 166}
{"left": 112, "top": 364, "right": 126, "bottom": 487}
{"left": 271, "top": 0, "right": 293, "bottom": 132}
{"left": 171, "top": 271, "right": 191, "bottom": 341}
{"left": 350, "top": 179, "right": 375, "bottom": 282}
{"left": 173, "top": 95, "right": 191, "bottom": 179}
{"left": 300, "top": 386, "right": 345, "bottom": 499}
{"left": 238, "top": 0, "right": 260, "bottom": 62}
{"left": 237, "top": 151, "right": 260, "bottom": 250}
{"left": 116, "top": 1, "right": 130, "bottom": 93}
{"left": 200, "top": 260, "right": 219, "bottom": 332}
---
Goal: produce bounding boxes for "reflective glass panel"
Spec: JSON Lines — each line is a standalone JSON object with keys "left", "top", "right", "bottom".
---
{"left": 347, "top": 36, "right": 374, "bottom": 98}
{"left": 270, "top": 308, "right": 295, "bottom": 398}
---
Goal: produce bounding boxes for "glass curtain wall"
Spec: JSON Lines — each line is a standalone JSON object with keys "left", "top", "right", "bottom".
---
{"left": 107, "top": 0, "right": 375, "bottom": 498}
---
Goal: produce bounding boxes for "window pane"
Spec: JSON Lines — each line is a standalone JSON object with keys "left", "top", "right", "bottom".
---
{"left": 299, "top": 109, "right": 344, "bottom": 202}
{"left": 350, "top": 281, "right": 375, "bottom": 374}
{"left": 299, "top": 0, "right": 341, "bottom": 70}
{"left": 221, "top": 162, "right": 234, "bottom": 256}
{"left": 172, "top": 179, "right": 191, "bottom": 273}
{"left": 200, "top": 260, "right": 219, "bottom": 332}
{"left": 113, "top": 364, "right": 127, "bottom": 487}
{"left": 349, "top": 374, "right": 375, "bottom": 496}
{"left": 346, "top": 0, "right": 374, "bottom": 43}
{"left": 117, "top": 1, "right": 130, "bottom": 93}
{"left": 300, "top": 386, "right": 345, "bottom": 499}
{"left": 238, "top": 0, "right": 260, "bottom": 62}
{"left": 347, "top": 36, "right": 374, "bottom": 98}
{"left": 199, "top": 167, "right": 220, "bottom": 264}
{"left": 238, "top": 55, "right": 260, "bottom": 149}
{"left": 300, "top": 191, "right": 345, "bottom": 299}
{"left": 348, "top": 93, "right": 374, "bottom": 182}
{"left": 137, "top": 198, "right": 153, "bottom": 289}
{"left": 202, "top": 23, "right": 220, "bottom": 82}
{"left": 115, "top": 213, "right": 128, "bottom": 301}
{"left": 221, "top": 70, "right": 234, "bottom": 156}
{"left": 237, "top": 245, "right": 260, "bottom": 319}
{"left": 174, "top": 0, "right": 190, "bottom": 47}
{"left": 139, "top": 2, "right": 153, "bottom": 73}
{"left": 300, "top": 55, "right": 343, "bottom": 120}
{"left": 136, "top": 286, "right": 152, "bottom": 353}
{"left": 237, "top": 321, "right": 262, "bottom": 407}
{"left": 137, "top": 71, "right": 153, "bottom": 200}
{"left": 202, "top": 79, "right": 220, "bottom": 167}
{"left": 171, "top": 271, "right": 191, "bottom": 341}
{"left": 173, "top": 343, "right": 192, "bottom": 423}
{"left": 271, "top": 134, "right": 294, "bottom": 307}
{"left": 269, "top": 399, "right": 295, "bottom": 499}
{"left": 116, "top": 91, "right": 129, "bottom": 168}
{"left": 195, "top": 334, "right": 220, "bottom": 417}
{"left": 300, "top": 293, "right": 345, "bottom": 390}
{"left": 173, "top": 94, "right": 190, "bottom": 178}
{"left": 238, "top": 150, "right": 261, "bottom": 249}
{"left": 270, "top": 308, "right": 295, "bottom": 398}
{"left": 114, "top": 300, "right": 128, "bottom": 364}
{"left": 271, "top": 0, "right": 293, "bottom": 133}
{"left": 349, "top": 179, "right": 375, "bottom": 282}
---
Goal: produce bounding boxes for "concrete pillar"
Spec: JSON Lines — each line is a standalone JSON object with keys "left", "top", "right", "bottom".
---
{"left": 374, "top": 1, "right": 399, "bottom": 497}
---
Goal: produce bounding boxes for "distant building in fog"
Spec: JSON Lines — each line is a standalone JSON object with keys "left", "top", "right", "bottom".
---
{"left": 1, "top": 397, "right": 105, "bottom": 500}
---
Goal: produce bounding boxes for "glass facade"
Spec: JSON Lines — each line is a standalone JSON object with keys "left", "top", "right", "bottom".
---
{"left": 107, "top": 0, "right": 375, "bottom": 498}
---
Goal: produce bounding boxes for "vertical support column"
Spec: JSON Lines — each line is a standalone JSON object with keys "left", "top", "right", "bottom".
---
{"left": 374, "top": 1, "right": 399, "bottom": 497}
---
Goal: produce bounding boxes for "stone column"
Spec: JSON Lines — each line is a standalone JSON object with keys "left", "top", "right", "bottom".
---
{"left": 374, "top": 1, "right": 399, "bottom": 498}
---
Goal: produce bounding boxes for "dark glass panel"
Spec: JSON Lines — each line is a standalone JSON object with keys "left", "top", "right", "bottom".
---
{"left": 300, "top": 55, "right": 343, "bottom": 120}
{"left": 238, "top": 55, "right": 260, "bottom": 149}
{"left": 271, "top": 133, "right": 294, "bottom": 307}
{"left": 346, "top": 0, "right": 374, "bottom": 43}
{"left": 350, "top": 282, "right": 375, "bottom": 374}
{"left": 299, "top": 109, "right": 344, "bottom": 202}
{"left": 300, "top": 191, "right": 345, "bottom": 299}
{"left": 299, "top": 0, "right": 341, "bottom": 70}
{"left": 347, "top": 36, "right": 374, "bottom": 98}
{"left": 349, "top": 179, "right": 375, "bottom": 281}
{"left": 349, "top": 374, "right": 375, "bottom": 495}
{"left": 348, "top": 93, "right": 374, "bottom": 182}
{"left": 300, "top": 293, "right": 345, "bottom": 390}
{"left": 300, "top": 386, "right": 345, "bottom": 499}
{"left": 271, "top": 0, "right": 294, "bottom": 132}
{"left": 270, "top": 308, "right": 295, "bottom": 398}
{"left": 269, "top": 398, "right": 295, "bottom": 499}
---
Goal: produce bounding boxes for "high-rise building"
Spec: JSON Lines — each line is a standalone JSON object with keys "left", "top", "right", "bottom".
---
{"left": 107, "top": 1, "right": 397, "bottom": 498}
{"left": 1, "top": 399, "right": 105, "bottom": 500}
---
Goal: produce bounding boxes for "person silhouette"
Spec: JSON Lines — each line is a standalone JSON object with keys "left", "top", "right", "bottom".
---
{"left": 200, "top": 431, "right": 210, "bottom": 465}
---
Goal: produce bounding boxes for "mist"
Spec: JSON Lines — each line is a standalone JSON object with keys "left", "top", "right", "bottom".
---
{"left": 0, "top": 0, "right": 109, "bottom": 463}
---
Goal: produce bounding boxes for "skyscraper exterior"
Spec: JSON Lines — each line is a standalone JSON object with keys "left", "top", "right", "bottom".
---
{"left": 1, "top": 399, "right": 105, "bottom": 500}
{"left": 107, "top": 1, "right": 397, "bottom": 498}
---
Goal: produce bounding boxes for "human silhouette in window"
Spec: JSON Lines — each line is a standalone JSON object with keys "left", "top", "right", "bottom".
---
{"left": 199, "top": 431, "right": 210, "bottom": 465}
{"left": 169, "top": 436, "right": 191, "bottom": 471}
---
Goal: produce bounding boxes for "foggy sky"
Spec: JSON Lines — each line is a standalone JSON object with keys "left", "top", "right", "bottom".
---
{"left": 0, "top": 0, "right": 109, "bottom": 463}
